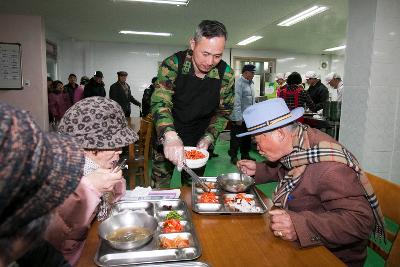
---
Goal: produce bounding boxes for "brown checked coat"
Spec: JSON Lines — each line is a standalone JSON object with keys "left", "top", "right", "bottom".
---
{"left": 255, "top": 128, "right": 374, "bottom": 267}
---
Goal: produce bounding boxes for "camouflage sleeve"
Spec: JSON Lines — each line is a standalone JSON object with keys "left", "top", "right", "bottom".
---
{"left": 203, "top": 65, "right": 235, "bottom": 145}
{"left": 151, "top": 54, "right": 179, "bottom": 139}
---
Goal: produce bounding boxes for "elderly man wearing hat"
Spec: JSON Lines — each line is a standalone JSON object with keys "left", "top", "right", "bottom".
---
{"left": 237, "top": 98, "right": 382, "bottom": 266}
{"left": 325, "top": 72, "right": 343, "bottom": 102}
{"left": 44, "top": 97, "right": 138, "bottom": 266}
{"left": 110, "top": 71, "right": 141, "bottom": 118}
{"left": 83, "top": 70, "right": 106, "bottom": 98}
{"left": 0, "top": 102, "right": 85, "bottom": 266}
{"left": 229, "top": 64, "right": 256, "bottom": 164}
{"left": 304, "top": 71, "right": 329, "bottom": 110}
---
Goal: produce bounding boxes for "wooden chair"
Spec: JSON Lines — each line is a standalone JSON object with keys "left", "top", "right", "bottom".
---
{"left": 366, "top": 172, "right": 400, "bottom": 267}
{"left": 127, "top": 114, "right": 153, "bottom": 188}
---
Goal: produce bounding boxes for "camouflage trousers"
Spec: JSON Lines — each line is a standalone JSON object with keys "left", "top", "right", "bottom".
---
{"left": 151, "top": 144, "right": 205, "bottom": 188}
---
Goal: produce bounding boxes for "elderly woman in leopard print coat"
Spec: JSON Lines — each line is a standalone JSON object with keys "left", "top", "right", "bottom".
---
{"left": 44, "top": 97, "right": 138, "bottom": 266}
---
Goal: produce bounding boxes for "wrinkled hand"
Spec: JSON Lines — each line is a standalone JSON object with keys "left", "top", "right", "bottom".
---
{"left": 197, "top": 135, "right": 213, "bottom": 150}
{"left": 163, "top": 131, "right": 185, "bottom": 169}
{"left": 237, "top": 159, "right": 257, "bottom": 176}
{"left": 269, "top": 209, "right": 298, "bottom": 241}
{"left": 86, "top": 168, "right": 123, "bottom": 193}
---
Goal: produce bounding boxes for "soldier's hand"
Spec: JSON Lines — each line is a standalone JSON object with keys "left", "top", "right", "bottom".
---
{"left": 163, "top": 131, "right": 185, "bottom": 169}
{"left": 197, "top": 136, "right": 213, "bottom": 150}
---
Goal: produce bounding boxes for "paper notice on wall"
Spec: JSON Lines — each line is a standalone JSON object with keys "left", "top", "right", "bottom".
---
{"left": 0, "top": 43, "right": 22, "bottom": 89}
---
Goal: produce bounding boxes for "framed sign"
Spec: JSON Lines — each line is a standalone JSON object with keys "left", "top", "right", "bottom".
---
{"left": 0, "top": 42, "right": 23, "bottom": 90}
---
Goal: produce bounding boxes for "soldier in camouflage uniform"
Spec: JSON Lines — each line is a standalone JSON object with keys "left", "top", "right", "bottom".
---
{"left": 151, "top": 20, "right": 235, "bottom": 188}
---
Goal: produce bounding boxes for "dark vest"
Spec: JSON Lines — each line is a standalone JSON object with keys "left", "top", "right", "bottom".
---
{"left": 172, "top": 50, "right": 226, "bottom": 146}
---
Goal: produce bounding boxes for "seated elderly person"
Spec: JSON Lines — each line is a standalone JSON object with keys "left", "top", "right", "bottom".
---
{"left": 237, "top": 98, "right": 384, "bottom": 267}
{"left": 0, "top": 102, "right": 85, "bottom": 266}
{"left": 44, "top": 97, "right": 138, "bottom": 266}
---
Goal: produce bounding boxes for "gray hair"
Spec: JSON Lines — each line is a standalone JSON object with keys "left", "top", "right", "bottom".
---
{"left": 194, "top": 20, "right": 227, "bottom": 42}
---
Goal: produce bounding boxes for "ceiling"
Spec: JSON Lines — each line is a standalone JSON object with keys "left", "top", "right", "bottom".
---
{"left": 0, "top": 0, "right": 348, "bottom": 55}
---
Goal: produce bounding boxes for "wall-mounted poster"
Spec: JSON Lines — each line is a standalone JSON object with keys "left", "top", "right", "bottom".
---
{"left": 0, "top": 43, "right": 22, "bottom": 90}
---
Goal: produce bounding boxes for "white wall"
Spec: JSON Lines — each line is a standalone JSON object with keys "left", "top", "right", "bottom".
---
{"left": 48, "top": 31, "right": 344, "bottom": 117}
{"left": 0, "top": 15, "right": 47, "bottom": 129}
{"left": 341, "top": 0, "right": 400, "bottom": 183}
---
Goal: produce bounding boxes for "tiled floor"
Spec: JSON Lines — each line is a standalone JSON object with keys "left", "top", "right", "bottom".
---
{"left": 137, "top": 136, "right": 390, "bottom": 267}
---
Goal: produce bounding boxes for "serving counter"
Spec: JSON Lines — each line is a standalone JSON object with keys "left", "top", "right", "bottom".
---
{"left": 77, "top": 187, "right": 345, "bottom": 267}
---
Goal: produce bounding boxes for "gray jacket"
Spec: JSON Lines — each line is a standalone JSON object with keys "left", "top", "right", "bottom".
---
{"left": 230, "top": 75, "right": 255, "bottom": 121}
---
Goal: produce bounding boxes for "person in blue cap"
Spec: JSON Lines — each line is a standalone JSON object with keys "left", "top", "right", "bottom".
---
{"left": 237, "top": 98, "right": 383, "bottom": 267}
{"left": 228, "top": 64, "right": 256, "bottom": 165}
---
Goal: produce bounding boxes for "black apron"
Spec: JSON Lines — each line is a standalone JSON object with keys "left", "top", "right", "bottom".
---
{"left": 172, "top": 50, "right": 226, "bottom": 146}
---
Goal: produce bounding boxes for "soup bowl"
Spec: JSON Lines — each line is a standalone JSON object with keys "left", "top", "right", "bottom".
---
{"left": 98, "top": 211, "right": 157, "bottom": 250}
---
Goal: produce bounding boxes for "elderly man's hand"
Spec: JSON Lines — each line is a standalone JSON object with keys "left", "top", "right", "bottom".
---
{"left": 269, "top": 209, "right": 298, "bottom": 241}
{"left": 237, "top": 159, "right": 256, "bottom": 176}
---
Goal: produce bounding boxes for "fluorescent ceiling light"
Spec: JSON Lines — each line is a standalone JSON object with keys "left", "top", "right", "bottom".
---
{"left": 113, "top": 0, "right": 189, "bottom": 5}
{"left": 324, "top": 45, "right": 346, "bottom": 52}
{"left": 237, "top": 36, "right": 263, "bottom": 46}
{"left": 277, "top": 57, "right": 295, "bottom": 63}
{"left": 277, "top": 5, "right": 328, "bottom": 26}
{"left": 119, "top": 30, "right": 172, "bottom": 36}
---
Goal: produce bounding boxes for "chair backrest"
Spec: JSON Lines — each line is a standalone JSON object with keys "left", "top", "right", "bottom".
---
{"left": 137, "top": 114, "right": 153, "bottom": 157}
{"left": 127, "top": 114, "right": 153, "bottom": 187}
{"left": 366, "top": 172, "right": 400, "bottom": 267}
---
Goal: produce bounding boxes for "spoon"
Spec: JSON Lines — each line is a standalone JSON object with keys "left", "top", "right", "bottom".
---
{"left": 238, "top": 168, "right": 244, "bottom": 182}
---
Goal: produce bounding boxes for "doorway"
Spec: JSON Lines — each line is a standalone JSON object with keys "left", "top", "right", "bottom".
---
{"left": 233, "top": 57, "right": 276, "bottom": 100}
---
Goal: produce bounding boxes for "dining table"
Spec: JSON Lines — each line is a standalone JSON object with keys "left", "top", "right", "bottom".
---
{"left": 77, "top": 186, "right": 345, "bottom": 267}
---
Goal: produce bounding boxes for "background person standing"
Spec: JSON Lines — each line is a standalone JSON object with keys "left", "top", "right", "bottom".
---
{"left": 84, "top": 71, "right": 106, "bottom": 98}
{"left": 304, "top": 70, "right": 329, "bottom": 111}
{"left": 109, "top": 71, "right": 141, "bottom": 118}
{"left": 229, "top": 64, "right": 256, "bottom": 165}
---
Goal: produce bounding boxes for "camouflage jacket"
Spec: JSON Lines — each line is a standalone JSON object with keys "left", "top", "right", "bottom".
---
{"left": 151, "top": 49, "right": 235, "bottom": 145}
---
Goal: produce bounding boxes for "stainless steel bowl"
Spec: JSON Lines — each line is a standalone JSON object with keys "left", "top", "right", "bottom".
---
{"left": 98, "top": 211, "right": 157, "bottom": 250}
{"left": 217, "top": 173, "right": 255, "bottom": 193}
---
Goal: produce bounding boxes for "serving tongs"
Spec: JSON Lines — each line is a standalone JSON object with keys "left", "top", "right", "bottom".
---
{"left": 181, "top": 163, "right": 210, "bottom": 192}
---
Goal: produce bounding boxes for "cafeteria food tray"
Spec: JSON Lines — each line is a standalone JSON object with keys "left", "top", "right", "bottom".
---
{"left": 94, "top": 199, "right": 201, "bottom": 266}
{"left": 192, "top": 177, "right": 268, "bottom": 215}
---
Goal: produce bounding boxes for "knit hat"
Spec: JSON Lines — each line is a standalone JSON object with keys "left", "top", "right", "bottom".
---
{"left": 305, "top": 71, "right": 320, "bottom": 80}
{"left": 58, "top": 97, "right": 138, "bottom": 149}
{"left": 284, "top": 72, "right": 292, "bottom": 80}
{"left": 0, "top": 102, "right": 84, "bottom": 237}
{"left": 325, "top": 72, "right": 341, "bottom": 83}
{"left": 275, "top": 73, "right": 284, "bottom": 81}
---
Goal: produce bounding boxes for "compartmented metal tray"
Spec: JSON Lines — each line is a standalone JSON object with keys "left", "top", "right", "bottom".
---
{"left": 95, "top": 199, "right": 201, "bottom": 266}
{"left": 192, "top": 177, "right": 268, "bottom": 215}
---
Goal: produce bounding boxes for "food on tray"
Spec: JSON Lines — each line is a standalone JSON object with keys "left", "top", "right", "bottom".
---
{"left": 165, "top": 210, "right": 183, "bottom": 220}
{"left": 199, "top": 192, "right": 219, "bottom": 203}
{"left": 107, "top": 226, "right": 152, "bottom": 242}
{"left": 224, "top": 193, "right": 261, "bottom": 212}
{"left": 160, "top": 236, "right": 189, "bottom": 249}
{"left": 162, "top": 205, "right": 173, "bottom": 210}
{"left": 162, "top": 219, "right": 184, "bottom": 233}
{"left": 185, "top": 149, "right": 206, "bottom": 160}
{"left": 205, "top": 182, "right": 216, "bottom": 189}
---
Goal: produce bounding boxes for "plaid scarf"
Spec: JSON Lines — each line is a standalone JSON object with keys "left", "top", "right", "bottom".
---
{"left": 273, "top": 124, "right": 385, "bottom": 239}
